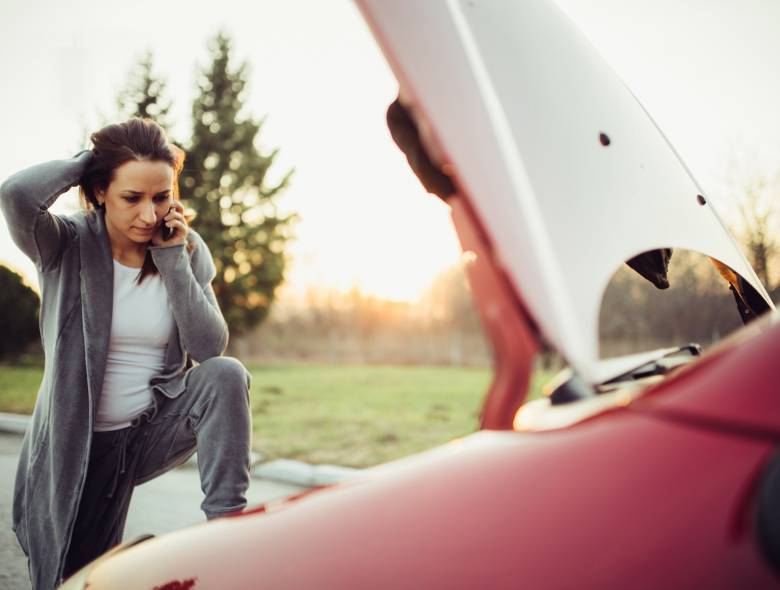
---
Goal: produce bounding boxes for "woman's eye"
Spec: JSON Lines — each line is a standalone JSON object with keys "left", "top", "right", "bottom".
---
{"left": 121, "top": 195, "right": 169, "bottom": 203}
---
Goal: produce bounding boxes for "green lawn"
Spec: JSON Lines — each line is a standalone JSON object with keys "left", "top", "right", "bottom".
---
{"left": 0, "top": 362, "right": 550, "bottom": 467}
{"left": 0, "top": 365, "right": 47, "bottom": 414}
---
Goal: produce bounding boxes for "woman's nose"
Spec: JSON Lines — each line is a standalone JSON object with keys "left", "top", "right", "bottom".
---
{"left": 139, "top": 202, "right": 157, "bottom": 225}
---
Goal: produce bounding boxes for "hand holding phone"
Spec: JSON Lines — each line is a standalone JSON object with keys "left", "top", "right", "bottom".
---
{"left": 162, "top": 206, "right": 174, "bottom": 241}
{"left": 153, "top": 202, "right": 189, "bottom": 247}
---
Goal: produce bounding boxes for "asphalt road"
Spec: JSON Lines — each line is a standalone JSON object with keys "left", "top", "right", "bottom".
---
{"left": 0, "top": 434, "right": 27, "bottom": 590}
{"left": 0, "top": 433, "right": 304, "bottom": 589}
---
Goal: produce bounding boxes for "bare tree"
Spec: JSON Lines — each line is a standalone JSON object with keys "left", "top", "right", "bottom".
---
{"left": 722, "top": 155, "right": 780, "bottom": 291}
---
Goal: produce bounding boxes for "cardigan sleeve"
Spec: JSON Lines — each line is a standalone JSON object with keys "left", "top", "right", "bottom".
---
{"left": 0, "top": 151, "right": 92, "bottom": 272}
{"left": 149, "top": 231, "right": 229, "bottom": 362}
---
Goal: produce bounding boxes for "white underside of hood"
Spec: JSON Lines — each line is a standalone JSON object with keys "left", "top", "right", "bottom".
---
{"left": 357, "top": 0, "right": 773, "bottom": 383}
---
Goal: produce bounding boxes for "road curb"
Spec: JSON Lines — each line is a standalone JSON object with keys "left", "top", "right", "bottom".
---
{"left": 0, "top": 412, "right": 28, "bottom": 435}
{"left": 0, "top": 412, "right": 360, "bottom": 486}
{"left": 251, "top": 459, "right": 360, "bottom": 487}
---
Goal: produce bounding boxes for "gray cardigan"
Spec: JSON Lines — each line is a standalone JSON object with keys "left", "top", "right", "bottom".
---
{"left": 0, "top": 151, "right": 229, "bottom": 589}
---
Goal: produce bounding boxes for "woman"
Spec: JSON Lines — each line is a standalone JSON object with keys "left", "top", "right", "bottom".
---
{"left": 0, "top": 118, "right": 252, "bottom": 589}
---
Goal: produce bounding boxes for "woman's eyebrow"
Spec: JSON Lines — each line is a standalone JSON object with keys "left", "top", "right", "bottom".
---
{"left": 121, "top": 189, "right": 172, "bottom": 196}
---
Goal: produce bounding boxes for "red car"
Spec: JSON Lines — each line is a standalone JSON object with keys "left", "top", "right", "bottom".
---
{"left": 61, "top": 1, "right": 780, "bottom": 588}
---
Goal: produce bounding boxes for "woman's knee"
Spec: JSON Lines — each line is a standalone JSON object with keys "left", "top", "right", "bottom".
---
{"left": 199, "top": 356, "right": 251, "bottom": 395}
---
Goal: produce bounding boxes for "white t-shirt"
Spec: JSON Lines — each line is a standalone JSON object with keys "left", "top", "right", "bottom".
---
{"left": 94, "top": 259, "right": 174, "bottom": 432}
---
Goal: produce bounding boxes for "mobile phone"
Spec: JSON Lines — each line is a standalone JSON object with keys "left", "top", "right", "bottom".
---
{"left": 162, "top": 206, "right": 174, "bottom": 241}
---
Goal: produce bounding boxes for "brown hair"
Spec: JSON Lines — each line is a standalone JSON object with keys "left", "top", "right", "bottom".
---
{"left": 80, "top": 118, "right": 190, "bottom": 283}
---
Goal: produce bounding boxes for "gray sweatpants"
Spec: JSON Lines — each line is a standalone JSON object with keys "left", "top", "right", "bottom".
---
{"left": 63, "top": 356, "right": 252, "bottom": 578}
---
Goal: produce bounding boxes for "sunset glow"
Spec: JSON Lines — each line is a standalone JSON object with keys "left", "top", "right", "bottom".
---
{"left": 2, "top": 0, "right": 780, "bottom": 306}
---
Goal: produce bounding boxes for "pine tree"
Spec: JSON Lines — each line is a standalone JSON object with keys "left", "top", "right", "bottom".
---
{"left": 117, "top": 51, "right": 173, "bottom": 131}
{"left": 0, "top": 265, "right": 40, "bottom": 360}
{"left": 180, "top": 32, "right": 295, "bottom": 337}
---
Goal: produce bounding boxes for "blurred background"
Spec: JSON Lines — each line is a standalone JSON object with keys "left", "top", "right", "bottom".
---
{"left": 1, "top": 0, "right": 779, "bottom": 465}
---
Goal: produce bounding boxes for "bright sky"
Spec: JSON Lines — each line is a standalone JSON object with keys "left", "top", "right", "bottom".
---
{"left": 1, "top": 0, "right": 779, "bottom": 302}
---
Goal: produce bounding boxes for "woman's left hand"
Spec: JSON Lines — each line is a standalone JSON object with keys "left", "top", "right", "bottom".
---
{"left": 151, "top": 200, "right": 189, "bottom": 247}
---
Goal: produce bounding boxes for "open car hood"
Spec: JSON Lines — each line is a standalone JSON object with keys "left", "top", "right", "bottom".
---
{"left": 357, "top": 0, "right": 774, "bottom": 383}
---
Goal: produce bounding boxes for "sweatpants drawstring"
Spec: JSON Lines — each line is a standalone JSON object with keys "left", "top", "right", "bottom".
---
{"left": 107, "top": 428, "right": 131, "bottom": 499}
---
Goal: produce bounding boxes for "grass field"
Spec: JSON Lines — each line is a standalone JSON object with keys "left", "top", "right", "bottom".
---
{"left": 0, "top": 362, "right": 550, "bottom": 467}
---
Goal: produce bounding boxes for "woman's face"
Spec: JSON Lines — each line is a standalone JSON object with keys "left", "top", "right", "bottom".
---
{"left": 96, "top": 160, "right": 174, "bottom": 246}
